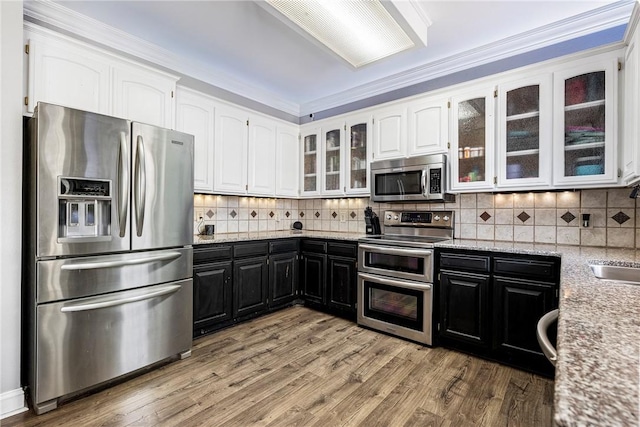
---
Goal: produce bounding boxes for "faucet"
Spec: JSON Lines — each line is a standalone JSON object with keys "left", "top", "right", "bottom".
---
{"left": 630, "top": 185, "right": 640, "bottom": 199}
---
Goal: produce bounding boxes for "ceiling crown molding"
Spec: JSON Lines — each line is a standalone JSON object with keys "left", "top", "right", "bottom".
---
{"left": 23, "top": 0, "right": 301, "bottom": 116}
{"left": 300, "top": 0, "right": 634, "bottom": 116}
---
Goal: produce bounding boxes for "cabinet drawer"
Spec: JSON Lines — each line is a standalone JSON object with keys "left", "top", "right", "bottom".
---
{"left": 234, "top": 242, "right": 269, "bottom": 258}
{"left": 269, "top": 239, "right": 298, "bottom": 254}
{"left": 327, "top": 242, "right": 357, "bottom": 258}
{"left": 494, "top": 257, "right": 558, "bottom": 281}
{"left": 440, "top": 252, "right": 490, "bottom": 273}
{"left": 301, "top": 240, "right": 327, "bottom": 253}
{"left": 193, "top": 245, "right": 232, "bottom": 265}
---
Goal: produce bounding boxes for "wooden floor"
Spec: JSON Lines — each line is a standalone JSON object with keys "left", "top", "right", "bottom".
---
{"left": 4, "top": 306, "right": 554, "bottom": 427}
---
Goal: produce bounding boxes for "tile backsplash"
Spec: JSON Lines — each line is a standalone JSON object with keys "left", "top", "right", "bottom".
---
{"left": 194, "top": 187, "right": 639, "bottom": 249}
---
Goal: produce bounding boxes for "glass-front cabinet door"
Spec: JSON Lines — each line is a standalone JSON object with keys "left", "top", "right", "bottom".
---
{"left": 322, "top": 121, "right": 344, "bottom": 195}
{"left": 497, "top": 75, "right": 552, "bottom": 188}
{"left": 553, "top": 59, "right": 618, "bottom": 186}
{"left": 345, "top": 115, "right": 371, "bottom": 195}
{"left": 450, "top": 87, "right": 495, "bottom": 191}
{"left": 301, "top": 128, "right": 320, "bottom": 196}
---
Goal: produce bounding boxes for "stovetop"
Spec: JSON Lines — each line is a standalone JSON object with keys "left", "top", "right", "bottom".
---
{"left": 359, "top": 234, "right": 452, "bottom": 249}
{"left": 360, "top": 209, "right": 455, "bottom": 248}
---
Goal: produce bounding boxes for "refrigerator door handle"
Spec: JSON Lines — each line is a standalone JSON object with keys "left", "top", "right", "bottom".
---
{"left": 134, "top": 134, "right": 147, "bottom": 237}
{"left": 60, "top": 284, "right": 182, "bottom": 312}
{"left": 60, "top": 251, "right": 182, "bottom": 271}
{"left": 117, "top": 131, "right": 129, "bottom": 237}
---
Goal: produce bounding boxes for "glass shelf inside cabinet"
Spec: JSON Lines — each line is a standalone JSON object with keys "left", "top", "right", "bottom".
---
{"left": 304, "top": 134, "right": 318, "bottom": 192}
{"left": 563, "top": 71, "right": 606, "bottom": 177}
{"left": 457, "top": 97, "right": 486, "bottom": 183}
{"left": 350, "top": 123, "right": 367, "bottom": 190}
{"left": 326, "top": 129, "right": 341, "bottom": 191}
{"left": 504, "top": 85, "right": 541, "bottom": 179}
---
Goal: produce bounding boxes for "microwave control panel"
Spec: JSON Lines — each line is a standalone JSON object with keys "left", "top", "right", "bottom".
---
{"left": 429, "top": 168, "right": 442, "bottom": 194}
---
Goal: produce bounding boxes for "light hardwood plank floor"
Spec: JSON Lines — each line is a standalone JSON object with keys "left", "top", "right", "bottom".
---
{"left": 4, "top": 306, "right": 554, "bottom": 427}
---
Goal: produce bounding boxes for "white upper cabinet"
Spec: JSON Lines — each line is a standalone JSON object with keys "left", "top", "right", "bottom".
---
{"left": 26, "top": 34, "right": 111, "bottom": 115}
{"left": 275, "top": 125, "right": 300, "bottom": 197}
{"left": 345, "top": 114, "right": 372, "bottom": 195}
{"left": 175, "top": 87, "right": 215, "bottom": 193}
{"left": 496, "top": 74, "right": 553, "bottom": 189}
{"left": 552, "top": 56, "right": 618, "bottom": 187}
{"left": 112, "top": 61, "right": 176, "bottom": 128}
{"left": 623, "top": 3, "right": 640, "bottom": 185}
{"left": 25, "top": 26, "right": 177, "bottom": 128}
{"left": 406, "top": 96, "right": 449, "bottom": 156}
{"left": 214, "top": 104, "right": 248, "bottom": 194}
{"left": 247, "top": 116, "right": 277, "bottom": 196}
{"left": 372, "top": 106, "right": 406, "bottom": 160}
{"left": 450, "top": 86, "right": 495, "bottom": 192}
{"left": 300, "top": 127, "right": 321, "bottom": 197}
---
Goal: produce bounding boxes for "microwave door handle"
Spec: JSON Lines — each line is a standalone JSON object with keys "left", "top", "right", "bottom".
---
{"left": 117, "top": 132, "right": 129, "bottom": 237}
{"left": 134, "top": 134, "right": 146, "bottom": 237}
{"left": 421, "top": 169, "right": 427, "bottom": 197}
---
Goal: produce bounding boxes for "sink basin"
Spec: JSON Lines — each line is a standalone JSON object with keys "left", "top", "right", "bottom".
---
{"left": 589, "top": 264, "right": 640, "bottom": 285}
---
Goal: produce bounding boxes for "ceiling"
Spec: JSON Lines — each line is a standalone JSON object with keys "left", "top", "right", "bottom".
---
{"left": 31, "top": 0, "right": 635, "bottom": 117}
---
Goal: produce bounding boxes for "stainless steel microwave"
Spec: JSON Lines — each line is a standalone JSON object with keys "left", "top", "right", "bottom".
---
{"left": 370, "top": 154, "right": 454, "bottom": 202}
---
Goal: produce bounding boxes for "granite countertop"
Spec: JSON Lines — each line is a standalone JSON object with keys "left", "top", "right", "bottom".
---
{"left": 192, "top": 232, "right": 640, "bottom": 425}
{"left": 193, "top": 230, "right": 366, "bottom": 245}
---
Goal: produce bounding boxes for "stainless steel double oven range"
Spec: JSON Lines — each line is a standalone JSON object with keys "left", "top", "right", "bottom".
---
{"left": 358, "top": 210, "right": 454, "bottom": 345}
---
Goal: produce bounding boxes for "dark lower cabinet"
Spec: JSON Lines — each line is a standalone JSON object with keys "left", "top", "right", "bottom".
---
{"left": 269, "top": 252, "right": 298, "bottom": 308}
{"left": 234, "top": 255, "right": 269, "bottom": 318}
{"left": 493, "top": 276, "right": 557, "bottom": 374}
{"left": 439, "top": 270, "right": 490, "bottom": 347}
{"left": 300, "top": 252, "right": 326, "bottom": 305}
{"left": 193, "top": 261, "right": 233, "bottom": 335}
{"left": 437, "top": 248, "right": 560, "bottom": 377}
{"left": 327, "top": 255, "right": 357, "bottom": 312}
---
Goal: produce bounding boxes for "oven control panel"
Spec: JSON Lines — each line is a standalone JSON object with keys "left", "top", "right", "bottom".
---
{"left": 384, "top": 210, "right": 453, "bottom": 228}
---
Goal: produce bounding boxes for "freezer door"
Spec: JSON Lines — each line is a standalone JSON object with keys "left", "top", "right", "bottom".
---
{"left": 32, "top": 103, "right": 131, "bottom": 257}
{"left": 34, "top": 279, "right": 192, "bottom": 408}
{"left": 131, "top": 123, "right": 194, "bottom": 251}
{"left": 36, "top": 247, "right": 193, "bottom": 303}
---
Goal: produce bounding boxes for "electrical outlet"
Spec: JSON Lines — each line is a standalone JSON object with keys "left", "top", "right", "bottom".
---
{"left": 194, "top": 208, "right": 204, "bottom": 222}
{"left": 340, "top": 211, "right": 347, "bottom": 223}
{"left": 275, "top": 212, "right": 280, "bottom": 222}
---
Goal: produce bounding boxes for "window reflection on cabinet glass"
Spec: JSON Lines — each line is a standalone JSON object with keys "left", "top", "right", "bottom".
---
{"left": 350, "top": 123, "right": 367, "bottom": 190}
{"left": 506, "top": 85, "right": 540, "bottom": 180}
{"left": 304, "top": 134, "right": 317, "bottom": 192}
{"left": 458, "top": 97, "right": 486, "bottom": 183}
{"left": 564, "top": 71, "right": 605, "bottom": 177}
{"left": 326, "top": 129, "right": 341, "bottom": 191}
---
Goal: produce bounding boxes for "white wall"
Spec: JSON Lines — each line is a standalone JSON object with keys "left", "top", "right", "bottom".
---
{"left": 0, "top": 0, "right": 27, "bottom": 418}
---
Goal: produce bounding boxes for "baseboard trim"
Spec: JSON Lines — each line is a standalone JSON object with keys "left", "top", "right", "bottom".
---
{"left": 1, "top": 388, "right": 27, "bottom": 419}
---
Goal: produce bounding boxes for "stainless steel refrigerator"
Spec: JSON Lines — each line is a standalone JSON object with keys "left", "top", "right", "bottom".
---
{"left": 23, "top": 102, "right": 194, "bottom": 414}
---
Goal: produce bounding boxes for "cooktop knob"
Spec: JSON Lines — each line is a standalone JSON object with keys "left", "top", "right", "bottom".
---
{"left": 443, "top": 215, "right": 450, "bottom": 221}
{"left": 386, "top": 214, "right": 392, "bottom": 220}
{"left": 394, "top": 215, "right": 399, "bottom": 220}
{"left": 434, "top": 215, "right": 440, "bottom": 221}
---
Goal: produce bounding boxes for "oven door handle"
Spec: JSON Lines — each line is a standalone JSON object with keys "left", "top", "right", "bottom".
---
{"left": 359, "top": 272, "right": 432, "bottom": 291}
{"left": 359, "top": 244, "right": 433, "bottom": 258}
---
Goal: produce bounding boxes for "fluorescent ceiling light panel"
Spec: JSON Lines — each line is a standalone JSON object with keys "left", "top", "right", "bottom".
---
{"left": 266, "top": 0, "right": 415, "bottom": 68}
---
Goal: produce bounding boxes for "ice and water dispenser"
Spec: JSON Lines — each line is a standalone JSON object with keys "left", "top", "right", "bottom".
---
{"left": 58, "top": 177, "right": 112, "bottom": 241}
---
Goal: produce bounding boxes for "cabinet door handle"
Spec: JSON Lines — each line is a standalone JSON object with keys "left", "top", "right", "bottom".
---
{"left": 286, "top": 265, "right": 289, "bottom": 278}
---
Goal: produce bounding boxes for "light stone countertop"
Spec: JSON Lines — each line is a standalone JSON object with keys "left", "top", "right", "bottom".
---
{"left": 192, "top": 232, "right": 640, "bottom": 426}
{"left": 193, "top": 230, "right": 365, "bottom": 245}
